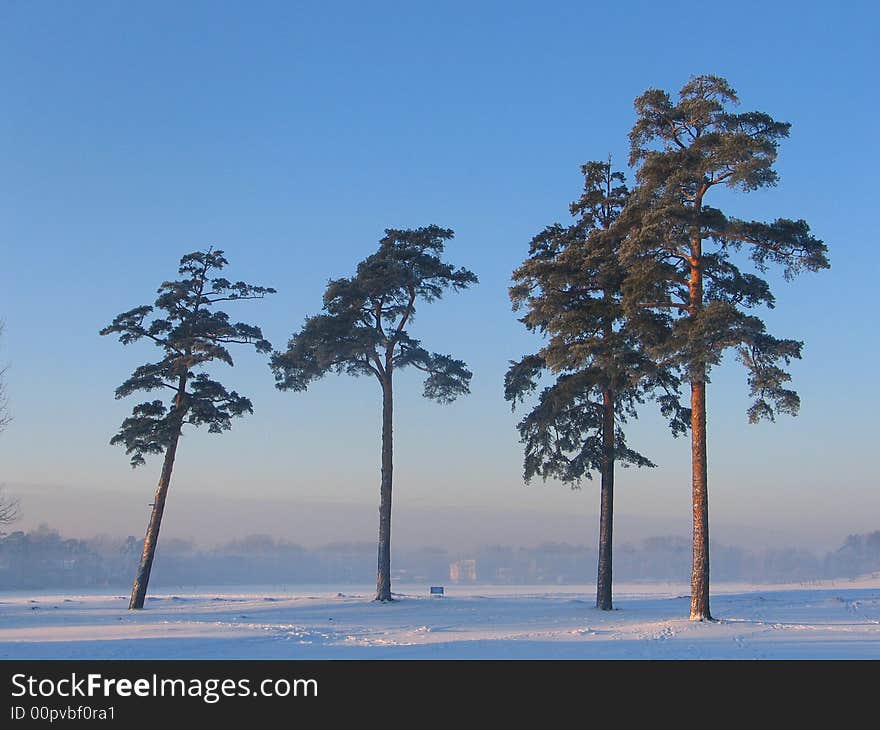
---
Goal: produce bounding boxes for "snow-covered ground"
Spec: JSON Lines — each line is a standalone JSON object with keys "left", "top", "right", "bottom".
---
{"left": 2, "top": 578, "right": 879, "bottom": 659}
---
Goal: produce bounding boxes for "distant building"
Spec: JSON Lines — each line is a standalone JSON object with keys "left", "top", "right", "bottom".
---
{"left": 495, "top": 567, "right": 513, "bottom": 583}
{"left": 449, "top": 559, "right": 477, "bottom": 583}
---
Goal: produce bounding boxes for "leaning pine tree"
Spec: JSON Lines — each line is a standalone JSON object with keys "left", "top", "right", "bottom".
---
{"left": 622, "top": 75, "right": 829, "bottom": 620}
{"left": 505, "top": 161, "right": 688, "bottom": 610}
{"left": 101, "top": 250, "right": 275, "bottom": 609}
{"left": 270, "top": 226, "right": 477, "bottom": 601}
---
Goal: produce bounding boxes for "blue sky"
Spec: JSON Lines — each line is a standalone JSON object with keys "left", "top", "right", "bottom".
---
{"left": 1, "top": 1, "right": 877, "bottom": 553}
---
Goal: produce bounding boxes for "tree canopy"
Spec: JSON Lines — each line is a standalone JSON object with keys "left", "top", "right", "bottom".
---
{"left": 505, "top": 161, "right": 688, "bottom": 485}
{"left": 271, "top": 226, "right": 477, "bottom": 399}
{"left": 622, "top": 75, "right": 830, "bottom": 422}
{"left": 101, "top": 249, "right": 276, "bottom": 465}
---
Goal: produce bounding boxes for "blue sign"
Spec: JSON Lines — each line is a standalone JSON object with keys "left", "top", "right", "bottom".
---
{"left": 429, "top": 586, "right": 444, "bottom": 595}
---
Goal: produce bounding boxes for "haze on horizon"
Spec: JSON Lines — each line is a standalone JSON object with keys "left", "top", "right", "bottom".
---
{"left": 1, "top": 3, "right": 877, "bottom": 560}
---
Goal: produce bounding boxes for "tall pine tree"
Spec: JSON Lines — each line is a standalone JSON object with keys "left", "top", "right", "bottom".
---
{"left": 270, "top": 226, "right": 477, "bottom": 601}
{"left": 621, "top": 75, "right": 829, "bottom": 620}
{"left": 506, "top": 161, "right": 688, "bottom": 610}
{"left": 101, "top": 250, "right": 275, "bottom": 609}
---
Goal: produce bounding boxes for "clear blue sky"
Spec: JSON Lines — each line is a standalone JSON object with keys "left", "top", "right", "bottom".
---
{"left": 1, "top": 1, "right": 877, "bottom": 553}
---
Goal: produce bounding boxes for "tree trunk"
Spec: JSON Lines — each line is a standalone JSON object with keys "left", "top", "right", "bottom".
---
{"left": 129, "top": 423, "right": 183, "bottom": 610}
{"left": 688, "top": 217, "right": 712, "bottom": 621}
{"left": 376, "top": 375, "right": 394, "bottom": 601}
{"left": 689, "top": 376, "right": 711, "bottom": 620}
{"left": 129, "top": 375, "right": 187, "bottom": 611}
{"left": 596, "top": 388, "right": 615, "bottom": 611}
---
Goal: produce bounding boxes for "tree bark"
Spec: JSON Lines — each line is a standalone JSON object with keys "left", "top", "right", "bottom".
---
{"left": 129, "top": 422, "right": 183, "bottom": 610}
{"left": 688, "top": 216, "right": 712, "bottom": 621}
{"left": 689, "top": 376, "right": 711, "bottom": 620}
{"left": 376, "top": 374, "right": 394, "bottom": 601}
{"left": 596, "top": 388, "right": 615, "bottom": 611}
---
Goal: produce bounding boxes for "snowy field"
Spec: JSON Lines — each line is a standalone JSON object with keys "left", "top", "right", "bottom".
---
{"left": 2, "top": 578, "right": 879, "bottom": 659}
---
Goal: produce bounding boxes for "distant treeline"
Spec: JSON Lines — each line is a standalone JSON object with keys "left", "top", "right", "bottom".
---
{"left": 1, "top": 526, "right": 878, "bottom": 591}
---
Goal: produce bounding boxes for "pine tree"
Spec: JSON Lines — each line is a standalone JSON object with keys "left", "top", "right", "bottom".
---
{"left": 101, "top": 249, "right": 275, "bottom": 609}
{"left": 270, "top": 226, "right": 477, "bottom": 601}
{"left": 621, "top": 75, "right": 829, "bottom": 620}
{"left": 505, "top": 161, "right": 688, "bottom": 610}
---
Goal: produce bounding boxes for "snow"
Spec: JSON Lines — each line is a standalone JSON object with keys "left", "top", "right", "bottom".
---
{"left": 2, "top": 578, "right": 879, "bottom": 659}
